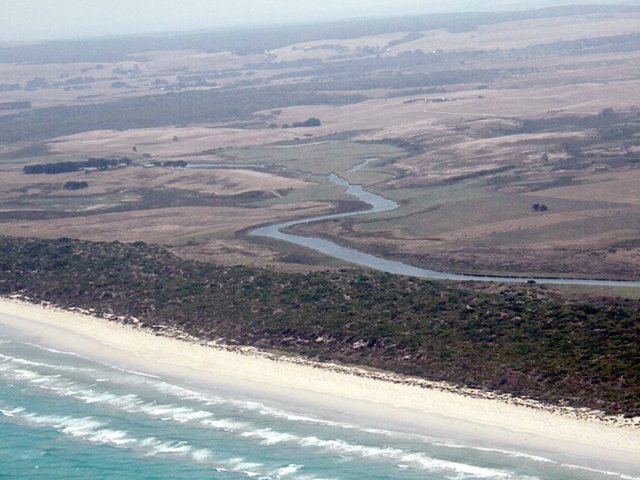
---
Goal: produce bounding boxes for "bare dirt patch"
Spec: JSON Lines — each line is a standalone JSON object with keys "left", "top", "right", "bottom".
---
{"left": 391, "top": 13, "right": 640, "bottom": 53}
{"left": 0, "top": 203, "right": 328, "bottom": 246}
{"left": 47, "top": 126, "right": 299, "bottom": 159}
{"left": 171, "top": 237, "right": 345, "bottom": 272}
{"left": 0, "top": 166, "right": 310, "bottom": 201}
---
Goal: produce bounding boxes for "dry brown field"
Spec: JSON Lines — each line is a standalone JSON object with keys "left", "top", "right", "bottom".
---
{"left": 1, "top": 9, "right": 639, "bottom": 281}
{"left": 47, "top": 126, "right": 301, "bottom": 160}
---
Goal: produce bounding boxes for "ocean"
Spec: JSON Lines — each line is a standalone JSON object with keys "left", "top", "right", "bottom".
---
{"left": 0, "top": 334, "right": 638, "bottom": 480}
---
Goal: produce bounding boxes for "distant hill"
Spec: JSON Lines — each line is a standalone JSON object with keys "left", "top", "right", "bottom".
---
{"left": 0, "top": 5, "right": 637, "bottom": 63}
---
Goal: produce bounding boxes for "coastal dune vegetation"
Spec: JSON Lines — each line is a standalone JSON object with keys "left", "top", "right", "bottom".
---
{"left": 1, "top": 235, "right": 638, "bottom": 419}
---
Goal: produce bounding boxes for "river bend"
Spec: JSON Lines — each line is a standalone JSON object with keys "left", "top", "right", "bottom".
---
{"left": 250, "top": 174, "right": 640, "bottom": 287}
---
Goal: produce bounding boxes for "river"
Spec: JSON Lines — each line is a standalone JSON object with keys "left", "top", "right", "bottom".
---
{"left": 250, "top": 174, "right": 640, "bottom": 287}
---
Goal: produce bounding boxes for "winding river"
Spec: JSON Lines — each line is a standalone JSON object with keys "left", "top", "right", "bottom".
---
{"left": 250, "top": 174, "right": 640, "bottom": 287}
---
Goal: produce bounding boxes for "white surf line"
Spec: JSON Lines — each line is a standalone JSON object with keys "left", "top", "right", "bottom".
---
{"left": 251, "top": 173, "right": 640, "bottom": 287}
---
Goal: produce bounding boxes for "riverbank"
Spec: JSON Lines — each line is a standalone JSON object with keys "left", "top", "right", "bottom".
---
{"left": 251, "top": 174, "right": 640, "bottom": 287}
{"left": 1, "top": 297, "right": 639, "bottom": 475}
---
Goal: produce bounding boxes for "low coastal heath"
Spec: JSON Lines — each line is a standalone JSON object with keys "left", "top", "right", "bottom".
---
{"left": 0, "top": 298, "right": 639, "bottom": 479}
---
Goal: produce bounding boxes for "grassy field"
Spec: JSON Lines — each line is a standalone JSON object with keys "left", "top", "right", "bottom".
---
{"left": 219, "top": 141, "right": 405, "bottom": 178}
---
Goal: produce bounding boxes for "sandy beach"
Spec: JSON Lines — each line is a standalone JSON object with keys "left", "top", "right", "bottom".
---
{"left": 1, "top": 296, "right": 639, "bottom": 474}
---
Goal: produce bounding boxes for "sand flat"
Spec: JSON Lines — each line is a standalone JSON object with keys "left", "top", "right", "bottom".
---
{"left": 1, "top": 297, "right": 639, "bottom": 472}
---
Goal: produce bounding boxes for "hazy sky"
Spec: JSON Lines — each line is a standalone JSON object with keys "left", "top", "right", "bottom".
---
{"left": 2, "top": 0, "right": 633, "bottom": 42}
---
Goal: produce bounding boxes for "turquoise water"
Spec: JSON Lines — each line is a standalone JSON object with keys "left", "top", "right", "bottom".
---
{"left": 0, "top": 334, "right": 638, "bottom": 480}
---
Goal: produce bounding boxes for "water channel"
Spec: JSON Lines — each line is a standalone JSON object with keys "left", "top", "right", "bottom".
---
{"left": 250, "top": 173, "right": 640, "bottom": 287}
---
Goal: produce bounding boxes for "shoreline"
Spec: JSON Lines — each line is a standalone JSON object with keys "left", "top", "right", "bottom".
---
{"left": 1, "top": 296, "right": 639, "bottom": 474}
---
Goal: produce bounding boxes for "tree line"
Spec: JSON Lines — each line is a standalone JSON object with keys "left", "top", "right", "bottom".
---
{"left": 23, "top": 157, "right": 131, "bottom": 174}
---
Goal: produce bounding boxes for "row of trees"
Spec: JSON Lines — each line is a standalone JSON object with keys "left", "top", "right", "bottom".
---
{"left": 532, "top": 203, "right": 548, "bottom": 212}
{"left": 151, "top": 160, "right": 187, "bottom": 168}
{"left": 282, "top": 117, "right": 321, "bottom": 128}
{"left": 63, "top": 181, "right": 88, "bottom": 190}
{"left": 23, "top": 157, "right": 131, "bottom": 174}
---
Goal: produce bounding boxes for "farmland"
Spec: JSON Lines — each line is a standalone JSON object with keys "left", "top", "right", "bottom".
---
{"left": 0, "top": 5, "right": 639, "bottom": 280}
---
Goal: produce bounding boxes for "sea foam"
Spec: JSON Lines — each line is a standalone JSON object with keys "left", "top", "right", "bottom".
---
{"left": 0, "top": 365, "right": 221, "bottom": 426}
{"left": 240, "top": 427, "right": 516, "bottom": 479}
{"left": 561, "top": 464, "right": 640, "bottom": 480}
{"left": 20, "top": 411, "right": 137, "bottom": 447}
{"left": 435, "top": 442, "right": 555, "bottom": 463}
{"left": 0, "top": 352, "right": 90, "bottom": 372}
